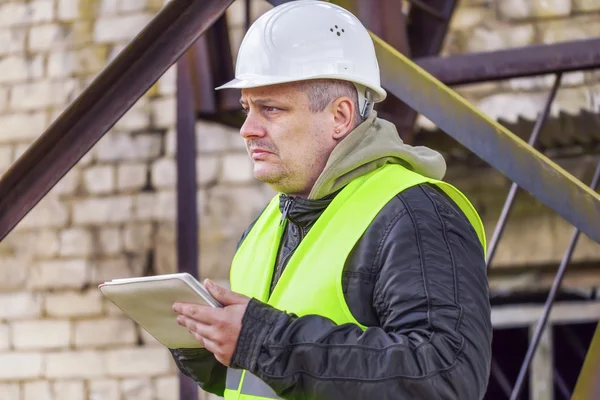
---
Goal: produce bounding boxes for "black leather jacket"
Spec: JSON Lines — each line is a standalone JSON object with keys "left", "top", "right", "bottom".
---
{"left": 171, "top": 183, "right": 492, "bottom": 399}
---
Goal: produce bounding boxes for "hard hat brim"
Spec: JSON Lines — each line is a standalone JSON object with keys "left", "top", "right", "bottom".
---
{"left": 216, "top": 76, "right": 387, "bottom": 103}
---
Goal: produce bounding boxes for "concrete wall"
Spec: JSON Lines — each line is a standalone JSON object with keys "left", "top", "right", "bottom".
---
{"left": 0, "top": 0, "right": 598, "bottom": 399}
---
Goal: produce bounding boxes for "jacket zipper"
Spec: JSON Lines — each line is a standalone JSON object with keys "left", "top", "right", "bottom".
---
{"left": 280, "top": 196, "right": 294, "bottom": 226}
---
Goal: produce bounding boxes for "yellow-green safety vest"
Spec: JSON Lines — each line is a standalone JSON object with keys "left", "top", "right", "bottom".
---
{"left": 225, "top": 163, "right": 486, "bottom": 400}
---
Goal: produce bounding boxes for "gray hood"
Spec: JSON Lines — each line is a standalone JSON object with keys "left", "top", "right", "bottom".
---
{"left": 308, "top": 112, "right": 446, "bottom": 200}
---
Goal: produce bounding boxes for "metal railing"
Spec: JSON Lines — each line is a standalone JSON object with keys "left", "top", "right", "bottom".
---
{"left": 0, "top": 1, "right": 599, "bottom": 399}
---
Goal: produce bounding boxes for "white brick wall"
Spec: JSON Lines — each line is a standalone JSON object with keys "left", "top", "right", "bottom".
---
{"left": 74, "top": 318, "right": 137, "bottom": 348}
{"left": 24, "top": 380, "right": 52, "bottom": 400}
{"left": 73, "top": 196, "right": 133, "bottom": 225}
{"left": 117, "top": 163, "right": 148, "bottom": 191}
{"left": 0, "top": 112, "right": 47, "bottom": 144}
{"left": 121, "top": 378, "right": 153, "bottom": 400}
{"left": 83, "top": 165, "right": 116, "bottom": 194}
{"left": 53, "top": 380, "right": 85, "bottom": 400}
{"left": 59, "top": 228, "right": 93, "bottom": 257}
{"left": 17, "top": 195, "right": 69, "bottom": 229}
{"left": 12, "top": 320, "right": 72, "bottom": 350}
{"left": 0, "top": 353, "right": 43, "bottom": 380}
{"left": 152, "top": 158, "right": 176, "bottom": 188}
{"left": 45, "top": 350, "right": 106, "bottom": 379}
{"left": 89, "top": 379, "right": 120, "bottom": 400}
{"left": 0, "top": 292, "right": 43, "bottom": 320}
{"left": 99, "top": 227, "right": 123, "bottom": 255}
{"left": 0, "top": 383, "right": 20, "bottom": 399}
{"left": 94, "top": 14, "right": 153, "bottom": 42}
{"left": 155, "top": 376, "right": 178, "bottom": 400}
{"left": 45, "top": 290, "right": 104, "bottom": 318}
{"left": 105, "top": 348, "right": 173, "bottom": 377}
{"left": 29, "top": 259, "right": 89, "bottom": 289}
{"left": 0, "top": 324, "right": 9, "bottom": 351}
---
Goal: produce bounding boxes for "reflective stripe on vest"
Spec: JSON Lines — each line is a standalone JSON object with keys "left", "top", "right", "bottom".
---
{"left": 225, "top": 164, "right": 486, "bottom": 399}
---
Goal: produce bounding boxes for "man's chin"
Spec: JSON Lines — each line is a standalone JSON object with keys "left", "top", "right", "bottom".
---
{"left": 253, "top": 165, "right": 281, "bottom": 185}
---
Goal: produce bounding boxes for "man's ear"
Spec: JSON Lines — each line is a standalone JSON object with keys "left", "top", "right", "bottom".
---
{"left": 332, "top": 97, "right": 355, "bottom": 140}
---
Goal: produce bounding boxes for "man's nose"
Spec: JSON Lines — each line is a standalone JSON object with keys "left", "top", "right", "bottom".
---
{"left": 240, "top": 113, "right": 266, "bottom": 139}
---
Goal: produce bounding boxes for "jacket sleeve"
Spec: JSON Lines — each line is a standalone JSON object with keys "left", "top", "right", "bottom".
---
{"left": 230, "top": 185, "right": 493, "bottom": 400}
{"left": 169, "top": 348, "right": 227, "bottom": 396}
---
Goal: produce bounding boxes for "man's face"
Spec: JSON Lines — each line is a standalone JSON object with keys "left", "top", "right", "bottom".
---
{"left": 239, "top": 83, "right": 337, "bottom": 197}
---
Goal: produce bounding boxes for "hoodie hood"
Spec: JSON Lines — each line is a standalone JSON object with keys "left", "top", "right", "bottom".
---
{"left": 308, "top": 112, "right": 447, "bottom": 200}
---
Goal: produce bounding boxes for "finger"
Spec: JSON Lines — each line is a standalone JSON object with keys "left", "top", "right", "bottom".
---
{"left": 177, "top": 315, "right": 217, "bottom": 341}
{"left": 173, "top": 302, "right": 222, "bottom": 325}
{"left": 204, "top": 279, "right": 249, "bottom": 306}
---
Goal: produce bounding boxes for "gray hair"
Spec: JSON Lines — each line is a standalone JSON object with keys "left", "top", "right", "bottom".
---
{"left": 293, "top": 79, "right": 364, "bottom": 128}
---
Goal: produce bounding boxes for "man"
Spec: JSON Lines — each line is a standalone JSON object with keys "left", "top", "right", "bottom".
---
{"left": 171, "top": 1, "right": 492, "bottom": 399}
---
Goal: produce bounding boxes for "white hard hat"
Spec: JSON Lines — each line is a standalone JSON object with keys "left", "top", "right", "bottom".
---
{"left": 216, "top": 0, "right": 387, "bottom": 118}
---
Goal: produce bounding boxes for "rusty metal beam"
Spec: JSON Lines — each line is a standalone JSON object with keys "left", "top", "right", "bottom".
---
{"left": 0, "top": 0, "right": 235, "bottom": 241}
{"left": 407, "top": 0, "right": 457, "bottom": 58}
{"left": 371, "top": 34, "right": 600, "bottom": 244}
{"left": 416, "top": 37, "right": 600, "bottom": 86}
{"left": 572, "top": 323, "right": 600, "bottom": 399}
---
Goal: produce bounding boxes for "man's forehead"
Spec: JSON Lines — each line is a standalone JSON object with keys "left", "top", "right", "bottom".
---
{"left": 240, "top": 84, "right": 302, "bottom": 103}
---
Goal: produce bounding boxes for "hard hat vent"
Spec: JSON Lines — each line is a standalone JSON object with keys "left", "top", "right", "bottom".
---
{"left": 330, "top": 25, "right": 345, "bottom": 36}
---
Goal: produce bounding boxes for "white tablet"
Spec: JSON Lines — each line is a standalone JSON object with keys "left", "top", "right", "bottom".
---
{"left": 99, "top": 273, "right": 222, "bottom": 349}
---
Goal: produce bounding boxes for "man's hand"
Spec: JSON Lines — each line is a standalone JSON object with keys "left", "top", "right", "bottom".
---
{"left": 173, "top": 279, "right": 251, "bottom": 366}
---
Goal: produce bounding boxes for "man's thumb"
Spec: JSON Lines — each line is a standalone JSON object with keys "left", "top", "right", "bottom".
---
{"left": 204, "top": 279, "right": 247, "bottom": 306}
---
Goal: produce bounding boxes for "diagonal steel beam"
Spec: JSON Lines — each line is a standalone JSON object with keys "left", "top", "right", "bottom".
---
{"left": 371, "top": 34, "right": 600, "bottom": 243}
{"left": 0, "top": 0, "right": 235, "bottom": 241}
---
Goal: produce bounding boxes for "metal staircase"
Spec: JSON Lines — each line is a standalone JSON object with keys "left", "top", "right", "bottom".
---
{"left": 0, "top": 1, "right": 599, "bottom": 399}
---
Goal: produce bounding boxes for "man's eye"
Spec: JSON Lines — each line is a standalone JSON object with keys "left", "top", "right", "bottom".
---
{"left": 265, "top": 107, "right": 279, "bottom": 112}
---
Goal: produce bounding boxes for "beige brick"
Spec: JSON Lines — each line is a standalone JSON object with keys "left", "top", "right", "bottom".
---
{"left": 134, "top": 191, "right": 176, "bottom": 220}
{"left": 476, "top": 92, "right": 548, "bottom": 123}
{"left": 152, "top": 97, "right": 176, "bottom": 128}
{"left": 58, "top": 0, "right": 80, "bottom": 20}
{"left": 0, "top": 256, "right": 29, "bottom": 290}
{"left": 574, "top": 0, "right": 600, "bottom": 11}
{"left": 13, "top": 143, "right": 31, "bottom": 161}
{"left": 24, "top": 381, "right": 52, "bottom": 400}
{"left": 98, "top": 227, "right": 123, "bottom": 255}
{"left": 0, "top": 353, "right": 43, "bottom": 380}
{"left": 12, "top": 79, "right": 79, "bottom": 111}
{"left": 450, "top": 7, "right": 488, "bottom": 31}
{"left": 539, "top": 17, "right": 600, "bottom": 44}
{"left": 0, "top": 87, "right": 8, "bottom": 113}
{"left": 90, "top": 256, "right": 146, "bottom": 284}
{"left": 117, "top": 163, "right": 147, "bottom": 191}
{"left": 106, "top": 348, "right": 173, "bottom": 377}
{"left": 74, "top": 318, "right": 137, "bottom": 348}
{"left": 45, "top": 351, "right": 106, "bottom": 379}
{"left": 45, "top": 290, "right": 103, "bottom": 318}
{"left": 12, "top": 320, "right": 71, "bottom": 350}
{"left": 0, "top": 384, "right": 20, "bottom": 399}
{"left": 0, "top": 145, "right": 12, "bottom": 171}
{"left": 196, "top": 121, "right": 230, "bottom": 153}
{"left": 73, "top": 196, "right": 133, "bottom": 225}
{"left": 0, "top": 292, "right": 43, "bottom": 320}
{"left": 35, "top": 230, "right": 61, "bottom": 258}
{"left": 30, "top": 0, "right": 55, "bottom": 23}
{"left": 29, "top": 24, "right": 68, "bottom": 52}
{"left": 95, "top": 132, "right": 161, "bottom": 162}
{"left": 59, "top": 228, "right": 93, "bottom": 257}
{"left": 89, "top": 379, "right": 119, "bottom": 400}
{"left": 52, "top": 167, "right": 81, "bottom": 196}
{"left": 498, "top": 0, "right": 531, "bottom": 20}
{"left": 29, "top": 259, "right": 89, "bottom": 289}
{"left": 155, "top": 376, "right": 178, "bottom": 400}
{"left": 135, "top": 193, "right": 156, "bottom": 220}
{"left": 197, "top": 155, "right": 219, "bottom": 186}
{"left": 158, "top": 66, "right": 176, "bottom": 96}
{"left": 0, "top": 3, "right": 28, "bottom": 27}
{"left": 124, "top": 223, "right": 153, "bottom": 251}
{"left": 71, "top": 20, "right": 94, "bottom": 46}
{"left": 16, "top": 194, "right": 68, "bottom": 229}
{"left": 0, "top": 324, "right": 9, "bottom": 351}
{"left": 121, "top": 0, "right": 149, "bottom": 12}
{"left": 94, "top": 14, "right": 153, "bottom": 42}
{"left": 121, "top": 379, "right": 152, "bottom": 400}
{"left": 0, "top": 55, "right": 42, "bottom": 84}
{"left": 53, "top": 380, "right": 85, "bottom": 400}
{"left": 532, "top": 0, "right": 572, "bottom": 17}
{"left": 99, "top": 0, "right": 119, "bottom": 15}
{"left": 221, "top": 153, "right": 254, "bottom": 183}
{"left": 152, "top": 158, "right": 176, "bottom": 188}
{"left": 0, "top": 28, "right": 27, "bottom": 55}
{"left": 48, "top": 51, "right": 76, "bottom": 78}
{"left": 114, "top": 98, "right": 151, "bottom": 131}
{"left": 83, "top": 165, "right": 115, "bottom": 194}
